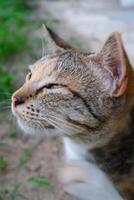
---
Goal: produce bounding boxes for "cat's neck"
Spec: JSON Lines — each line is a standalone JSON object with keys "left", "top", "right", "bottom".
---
{"left": 92, "top": 106, "right": 134, "bottom": 180}
{"left": 63, "top": 137, "right": 94, "bottom": 161}
{"left": 63, "top": 107, "right": 134, "bottom": 166}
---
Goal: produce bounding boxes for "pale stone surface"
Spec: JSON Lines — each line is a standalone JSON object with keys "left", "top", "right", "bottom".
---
{"left": 40, "top": 0, "right": 134, "bottom": 66}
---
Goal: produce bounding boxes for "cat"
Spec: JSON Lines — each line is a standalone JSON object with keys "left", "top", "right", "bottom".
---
{"left": 11, "top": 25, "right": 134, "bottom": 200}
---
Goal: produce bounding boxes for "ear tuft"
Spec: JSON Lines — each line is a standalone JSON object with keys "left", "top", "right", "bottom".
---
{"left": 42, "top": 24, "right": 73, "bottom": 54}
{"left": 101, "top": 32, "right": 128, "bottom": 97}
{"left": 44, "top": 25, "right": 73, "bottom": 50}
{"left": 42, "top": 24, "right": 62, "bottom": 54}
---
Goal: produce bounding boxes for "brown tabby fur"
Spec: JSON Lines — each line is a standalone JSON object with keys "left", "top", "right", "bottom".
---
{"left": 12, "top": 26, "right": 134, "bottom": 200}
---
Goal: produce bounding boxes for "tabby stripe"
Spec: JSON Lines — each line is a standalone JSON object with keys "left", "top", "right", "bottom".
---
{"left": 69, "top": 90, "right": 103, "bottom": 122}
{"left": 36, "top": 82, "right": 103, "bottom": 122}
{"left": 66, "top": 116, "right": 102, "bottom": 131}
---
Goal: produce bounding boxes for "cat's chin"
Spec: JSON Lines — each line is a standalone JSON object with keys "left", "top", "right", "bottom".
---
{"left": 17, "top": 118, "right": 60, "bottom": 137}
{"left": 17, "top": 119, "right": 39, "bottom": 135}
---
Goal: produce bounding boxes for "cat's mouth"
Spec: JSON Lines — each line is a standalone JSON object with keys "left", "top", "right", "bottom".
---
{"left": 11, "top": 99, "right": 55, "bottom": 134}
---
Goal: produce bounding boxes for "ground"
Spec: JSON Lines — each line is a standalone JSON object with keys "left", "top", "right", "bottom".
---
{"left": 0, "top": 0, "right": 134, "bottom": 200}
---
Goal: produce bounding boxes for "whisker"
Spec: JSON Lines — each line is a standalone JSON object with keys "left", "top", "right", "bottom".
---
{"left": 40, "top": 114, "right": 85, "bottom": 134}
{"left": 44, "top": 117, "right": 62, "bottom": 130}
{"left": 30, "top": 114, "right": 59, "bottom": 130}
{"left": 49, "top": 115, "right": 84, "bottom": 131}
{"left": 33, "top": 120, "right": 43, "bottom": 130}
{"left": 24, "top": 112, "right": 60, "bottom": 131}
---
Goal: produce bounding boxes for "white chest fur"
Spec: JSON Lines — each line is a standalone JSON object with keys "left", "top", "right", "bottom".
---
{"left": 63, "top": 137, "right": 89, "bottom": 161}
{"left": 62, "top": 137, "right": 124, "bottom": 200}
{"left": 63, "top": 137, "right": 98, "bottom": 162}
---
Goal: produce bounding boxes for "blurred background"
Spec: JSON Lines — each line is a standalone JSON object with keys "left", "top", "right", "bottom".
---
{"left": 0, "top": 0, "right": 134, "bottom": 200}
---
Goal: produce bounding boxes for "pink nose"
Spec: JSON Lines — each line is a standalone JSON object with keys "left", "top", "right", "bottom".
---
{"left": 12, "top": 95, "right": 24, "bottom": 107}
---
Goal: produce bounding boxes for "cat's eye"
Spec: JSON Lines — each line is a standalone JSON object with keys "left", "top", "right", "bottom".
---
{"left": 26, "top": 72, "right": 32, "bottom": 81}
{"left": 36, "top": 83, "right": 65, "bottom": 95}
{"left": 45, "top": 83, "right": 58, "bottom": 89}
{"left": 38, "top": 84, "right": 59, "bottom": 92}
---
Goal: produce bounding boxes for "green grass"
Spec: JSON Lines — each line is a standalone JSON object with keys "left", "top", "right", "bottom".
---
{"left": 0, "top": 67, "right": 14, "bottom": 108}
{"left": 0, "top": 185, "right": 28, "bottom": 200}
{"left": 0, "top": 2, "right": 57, "bottom": 198}
{"left": 9, "top": 132, "right": 18, "bottom": 139}
{"left": 27, "top": 176, "right": 51, "bottom": 187}
{"left": 0, "top": 0, "right": 30, "bottom": 107}
{"left": 0, "top": 154, "right": 7, "bottom": 170}
{"left": 0, "top": 0, "right": 60, "bottom": 102}
{"left": 18, "top": 148, "right": 32, "bottom": 166}
{"left": 0, "top": 0, "right": 60, "bottom": 61}
{"left": 0, "top": 0, "right": 31, "bottom": 61}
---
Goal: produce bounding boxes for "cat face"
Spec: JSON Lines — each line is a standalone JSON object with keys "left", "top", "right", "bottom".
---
{"left": 12, "top": 52, "right": 101, "bottom": 138}
{"left": 12, "top": 26, "right": 131, "bottom": 143}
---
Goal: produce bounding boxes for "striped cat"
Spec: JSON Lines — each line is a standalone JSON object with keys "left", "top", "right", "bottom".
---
{"left": 12, "top": 26, "right": 134, "bottom": 200}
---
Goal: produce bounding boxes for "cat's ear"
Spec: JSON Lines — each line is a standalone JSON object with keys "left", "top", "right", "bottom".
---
{"left": 42, "top": 24, "right": 73, "bottom": 54}
{"left": 100, "top": 32, "right": 129, "bottom": 97}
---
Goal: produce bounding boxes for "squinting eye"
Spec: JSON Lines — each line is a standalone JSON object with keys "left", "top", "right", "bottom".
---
{"left": 35, "top": 83, "right": 66, "bottom": 95}
{"left": 26, "top": 72, "right": 32, "bottom": 81}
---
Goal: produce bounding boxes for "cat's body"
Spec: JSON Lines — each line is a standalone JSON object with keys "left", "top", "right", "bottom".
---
{"left": 12, "top": 26, "right": 134, "bottom": 200}
{"left": 62, "top": 110, "right": 134, "bottom": 200}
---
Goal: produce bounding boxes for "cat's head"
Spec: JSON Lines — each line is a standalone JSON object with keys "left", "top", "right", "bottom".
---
{"left": 11, "top": 26, "right": 134, "bottom": 143}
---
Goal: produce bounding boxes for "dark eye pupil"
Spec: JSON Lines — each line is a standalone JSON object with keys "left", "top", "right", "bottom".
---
{"left": 28, "top": 73, "right": 32, "bottom": 80}
{"left": 45, "top": 83, "right": 55, "bottom": 89}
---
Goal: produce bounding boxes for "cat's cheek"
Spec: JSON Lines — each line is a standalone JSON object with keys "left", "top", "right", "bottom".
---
{"left": 17, "top": 118, "right": 58, "bottom": 136}
{"left": 17, "top": 118, "right": 36, "bottom": 135}
{"left": 16, "top": 118, "right": 41, "bottom": 135}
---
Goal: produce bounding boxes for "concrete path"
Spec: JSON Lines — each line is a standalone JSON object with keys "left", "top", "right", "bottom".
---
{"left": 40, "top": 0, "right": 134, "bottom": 65}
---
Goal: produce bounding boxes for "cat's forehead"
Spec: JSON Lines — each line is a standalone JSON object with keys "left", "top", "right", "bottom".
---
{"left": 29, "top": 52, "right": 72, "bottom": 74}
{"left": 29, "top": 51, "right": 96, "bottom": 82}
{"left": 29, "top": 56, "right": 59, "bottom": 78}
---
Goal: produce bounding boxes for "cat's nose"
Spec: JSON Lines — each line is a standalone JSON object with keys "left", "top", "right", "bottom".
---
{"left": 12, "top": 95, "right": 25, "bottom": 107}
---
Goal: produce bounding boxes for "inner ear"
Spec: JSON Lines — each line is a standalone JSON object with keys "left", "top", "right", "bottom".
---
{"left": 43, "top": 24, "right": 73, "bottom": 51}
{"left": 100, "top": 32, "right": 128, "bottom": 97}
